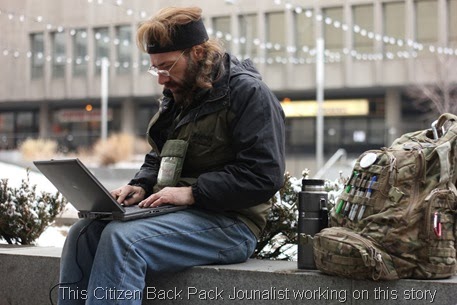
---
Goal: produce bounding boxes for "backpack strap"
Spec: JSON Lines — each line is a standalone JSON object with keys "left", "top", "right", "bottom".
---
{"left": 436, "top": 113, "right": 457, "bottom": 131}
{"left": 436, "top": 141, "right": 452, "bottom": 185}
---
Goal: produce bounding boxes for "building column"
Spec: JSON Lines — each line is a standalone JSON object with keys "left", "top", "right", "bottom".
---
{"left": 385, "top": 89, "right": 402, "bottom": 145}
{"left": 39, "top": 103, "right": 50, "bottom": 138}
{"left": 121, "top": 98, "right": 135, "bottom": 135}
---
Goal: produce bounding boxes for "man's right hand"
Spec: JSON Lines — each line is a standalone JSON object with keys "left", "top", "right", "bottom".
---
{"left": 111, "top": 185, "right": 146, "bottom": 206}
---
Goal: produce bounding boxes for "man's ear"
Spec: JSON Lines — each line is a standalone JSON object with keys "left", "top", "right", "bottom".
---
{"left": 191, "top": 45, "right": 205, "bottom": 61}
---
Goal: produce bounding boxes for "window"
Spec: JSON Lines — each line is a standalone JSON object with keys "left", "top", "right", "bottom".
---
{"left": 139, "top": 52, "right": 150, "bottom": 73}
{"left": 266, "top": 12, "right": 285, "bottom": 61}
{"left": 294, "top": 10, "right": 314, "bottom": 59}
{"left": 212, "top": 16, "right": 231, "bottom": 53}
{"left": 72, "top": 29, "right": 88, "bottom": 77}
{"left": 30, "top": 33, "right": 44, "bottom": 79}
{"left": 52, "top": 31, "right": 66, "bottom": 78}
{"left": 94, "top": 27, "right": 110, "bottom": 75}
{"left": 116, "top": 25, "right": 131, "bottom": 74}
{"left": 353, "top": 5, "right": 374, "bottom": 53}
{"left": 383, "top": 2, "right": 405, "bottom": 54}
{"left": 322, "top": 7, "right": 344, "bottom": 52}
{"left": 343, "top": 118, "right": 368, "bottom": 145}
{"left": 0, "top": 112, "right": 14, "bottom": 149}
{"left": 239, "top": 14, "right": 258, "bottom": 59}
{"left": 286, "top": 118, "right": 315, "bottom": 149}
{"left": 415, "top": 0, "right": 438, "bottom": 44}
{"left": 368, "top": 118, "right": 385, "bottom": 145}
{"left": 449, "top": 0, "right": 457, "bottom": 46}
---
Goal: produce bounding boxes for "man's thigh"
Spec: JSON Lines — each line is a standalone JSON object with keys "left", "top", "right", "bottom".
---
{"left": 98, "top": 208, "right": 257, "bottom": 272}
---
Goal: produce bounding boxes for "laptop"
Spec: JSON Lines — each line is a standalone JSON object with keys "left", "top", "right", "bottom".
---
{"left": 33, "top": 158, "right": 186, "bottom": 221}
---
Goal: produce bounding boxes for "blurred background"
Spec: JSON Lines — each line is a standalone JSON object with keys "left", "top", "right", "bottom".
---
{"left": 1, "top": 0, "right": 457, "bottom": 178}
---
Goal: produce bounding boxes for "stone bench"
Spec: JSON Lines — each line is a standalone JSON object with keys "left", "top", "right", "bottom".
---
{"left": 1, "top": 245, "right": 456, "bottom": 305}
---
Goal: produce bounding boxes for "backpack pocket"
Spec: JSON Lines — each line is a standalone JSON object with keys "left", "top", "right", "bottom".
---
{"left": 417, "top": 188, "right": 457, "bottom": 279}
{"left": 313, "top": 227, "right": 399, "bottom": 280}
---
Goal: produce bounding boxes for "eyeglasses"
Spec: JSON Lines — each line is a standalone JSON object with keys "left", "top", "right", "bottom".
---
{"left": 147, "top": 50, "right": 186, "bottom": 77}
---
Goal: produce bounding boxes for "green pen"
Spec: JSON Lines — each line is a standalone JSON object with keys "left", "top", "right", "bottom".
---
{"left": 336, "top": 185, "right": 351, "bottom": 214}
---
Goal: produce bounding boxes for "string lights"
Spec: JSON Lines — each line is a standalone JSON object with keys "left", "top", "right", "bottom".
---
{"left": 1, "top": 0, "right": 457, "bottom": 71}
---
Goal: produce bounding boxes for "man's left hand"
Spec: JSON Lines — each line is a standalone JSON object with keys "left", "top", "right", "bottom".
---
{"left": 139, "top": 186, "right": 195, "bottom": 208}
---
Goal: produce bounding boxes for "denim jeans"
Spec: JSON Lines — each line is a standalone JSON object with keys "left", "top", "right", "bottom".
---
{"left": 57, "top": 208, "right": 257, "bottom": 305}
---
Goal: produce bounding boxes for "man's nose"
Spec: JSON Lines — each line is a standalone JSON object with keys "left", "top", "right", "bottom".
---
{"left": 157, "top": 74, "right": 169, "bottom": 85}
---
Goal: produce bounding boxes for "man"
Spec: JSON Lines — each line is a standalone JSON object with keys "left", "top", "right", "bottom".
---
{"left": 58, "top": 6, "right": 285, "bottom": 305}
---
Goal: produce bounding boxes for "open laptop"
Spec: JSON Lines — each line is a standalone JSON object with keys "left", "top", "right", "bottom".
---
{"left": 33, "top": 158, "right": 186, "bottom": 221}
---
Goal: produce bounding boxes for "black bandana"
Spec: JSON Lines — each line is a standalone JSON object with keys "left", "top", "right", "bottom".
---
{"left": 147, "top": 19, "right": 209, "bottom": 54}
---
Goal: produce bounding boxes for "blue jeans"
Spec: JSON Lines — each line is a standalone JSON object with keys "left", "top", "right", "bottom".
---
{"left": 57, "top": 208, "right": 257, "bottom": 305}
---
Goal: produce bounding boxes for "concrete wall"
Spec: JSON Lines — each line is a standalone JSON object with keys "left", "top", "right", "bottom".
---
{"left": 1, "top": 245, "right": 456, "bottom": 305}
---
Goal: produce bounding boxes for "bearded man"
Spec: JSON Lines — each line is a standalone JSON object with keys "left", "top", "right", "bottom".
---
{"left": 58, "top": 6, "right": 285, "bottom": 305}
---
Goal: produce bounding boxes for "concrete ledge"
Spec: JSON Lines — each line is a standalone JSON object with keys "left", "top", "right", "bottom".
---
{"left": 1, "top": 245, "right": 457, "bottom": 305}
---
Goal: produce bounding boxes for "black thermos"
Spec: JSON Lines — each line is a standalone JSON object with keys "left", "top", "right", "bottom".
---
{"left": 297, "top": 178, "right": 328, "bottom": 269}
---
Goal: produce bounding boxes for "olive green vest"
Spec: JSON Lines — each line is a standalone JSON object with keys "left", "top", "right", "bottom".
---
{"left": 147, "top": 103, "right": 271, "bottom": 239}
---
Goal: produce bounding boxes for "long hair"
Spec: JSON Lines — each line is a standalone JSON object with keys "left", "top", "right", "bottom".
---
{"left": 137, "top": 7, "right": 225, "bottom": 89}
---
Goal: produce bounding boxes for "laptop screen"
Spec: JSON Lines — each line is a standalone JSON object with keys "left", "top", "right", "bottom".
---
{"left": 34, "top": 159, "right": 125, "bottom": 213}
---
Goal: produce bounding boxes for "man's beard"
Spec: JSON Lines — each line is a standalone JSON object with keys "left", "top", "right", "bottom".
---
{"left": 172, "top": 59, "right": 201, "bottom": 108}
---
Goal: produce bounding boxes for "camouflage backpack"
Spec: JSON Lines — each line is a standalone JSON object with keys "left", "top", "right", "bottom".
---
{"left": 313, "top": 113, "right": 457, "bottom": 280}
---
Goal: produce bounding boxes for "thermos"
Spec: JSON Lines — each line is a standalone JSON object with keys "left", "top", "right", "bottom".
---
{"left": 297, "top": 178, "right": 328, "bottom": 269}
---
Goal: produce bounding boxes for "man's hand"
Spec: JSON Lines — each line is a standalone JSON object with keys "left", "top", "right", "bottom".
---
{"left": 139, "top": 186, "right": 195, "bottom": 208}
{"left": 111, "top": 185, "right": 146, "bottom": 206}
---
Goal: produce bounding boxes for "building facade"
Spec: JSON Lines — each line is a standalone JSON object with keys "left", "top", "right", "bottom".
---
{"left": 1, "top": 0, "right": 456, "bottom": 166}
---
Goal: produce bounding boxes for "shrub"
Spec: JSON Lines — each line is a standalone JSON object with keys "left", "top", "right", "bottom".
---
{"left": 254, "top": 172, "right": 301, "bottom": 260}
{"left": 19, "top": 138, "right": 58, "bottom": 161}
{"left": 0, "top": 169, "right": 67, "bottom": 245}
{"left": 92, "top": 133, "right": 135, "bottom": 166}
{"left": 254, "top": 170, "right": 345, "bottom": 261}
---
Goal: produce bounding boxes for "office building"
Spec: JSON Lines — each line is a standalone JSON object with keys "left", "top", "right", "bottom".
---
{"left": 1, "top": 0, "right": 456, "bottom": 171}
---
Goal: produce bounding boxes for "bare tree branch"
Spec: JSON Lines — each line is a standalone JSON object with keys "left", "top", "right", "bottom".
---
{"left": 407, "top": 54, "right": 457, "bottom": 117}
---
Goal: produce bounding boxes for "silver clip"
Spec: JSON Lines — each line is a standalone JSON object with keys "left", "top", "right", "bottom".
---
{"left": 431, "top": 120, "right": 440, "bottom": 139}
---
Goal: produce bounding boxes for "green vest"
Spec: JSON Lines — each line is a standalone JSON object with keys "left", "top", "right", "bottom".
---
{"left": 147, "top": 102, "right": 271, "bottom": 239}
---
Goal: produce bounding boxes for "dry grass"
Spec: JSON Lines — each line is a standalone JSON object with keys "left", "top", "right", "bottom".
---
{"left": 19, "top": 138, "right": 58, "bottom": 161}
{"left": 133, "top": 136, "right": 150, "bottom": 155}
{"left": 92, "top": 133, "right": 135, "bottom": 166}
{"left": 18, "top": 134, "right": 150, "bottom": 166}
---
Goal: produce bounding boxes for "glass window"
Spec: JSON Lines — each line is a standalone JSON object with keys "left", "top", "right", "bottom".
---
{"left": 30, "top": 33, "right": 44, "bottom": 79}
{"left": 116, "top": 25, "right": 132, "bottom": 74}
{"left": 94, "top": 27, "right": 110, "bottom": 75}
{"left": 368, "top": 118, "right": 385, "bottom": 145}
{"left": 324, "top": 118, "right": 342, "bottom": 153}
{"left": 416, "top": 0, "right": 438, "bottom": 44}
{"left": 16, "top": 112, "right": 36, "bottom": 133}
{"left": 287, "top": 118, "right": 315, "bottom": 147}
{"left": 266, "top": 11, "right": 285, "bottom": 61}
{"left": 295, "top": 10, "right": 314, "bottom": 59}
{"left": 139, "top": 52, "right": 150, "bottom": 73}
{"left": 383, "top": 2, "right": 405, "bottom": 54}
{"left": 15, "top": 111, "right": 38, "bottom": 146}
{"left": 323, "top": 7, "right": 344, "bottom": 52}
{"left": 212, "top": 16, "right": 231, "bottom": 53}
{"left": 353, "top": 5, "right": 374, "bottom": 53}
{"left": 343, "top": 118, "right": 368, "bottom": 145}
{"left": 449, "top": 0, "right": 457, "bottom": 46}
{"left": 0, "top": 112, "right": 14, "bottom": 149}
{"left": 72, "top": 29, "right": 88, "bottom": 77}
{"left": 239, "top": 14, "right": 258, "bottom": 59}
{"left": 52, "top": 31, "right": 66, "bottom": 78}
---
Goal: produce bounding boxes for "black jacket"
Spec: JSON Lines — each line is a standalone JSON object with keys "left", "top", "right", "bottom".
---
{"left": 129, "top": 54, "right": 285, "bottom": 237}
